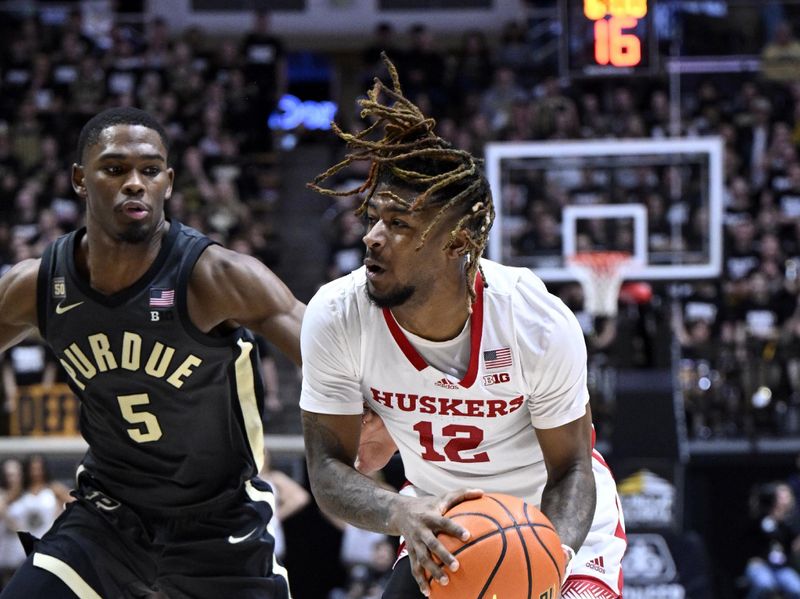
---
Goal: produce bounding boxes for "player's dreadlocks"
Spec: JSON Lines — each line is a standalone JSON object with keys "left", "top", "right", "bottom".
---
{"left": 308, "top": 52, "right": 494, "bottom": 306}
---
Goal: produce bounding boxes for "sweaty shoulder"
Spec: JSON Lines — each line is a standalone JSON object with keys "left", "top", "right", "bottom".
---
{"left": 187, "top": 243, "right": 293, "bottom": 331}
{"left": 0, "top": 258, "right": 42, "bottom": 350}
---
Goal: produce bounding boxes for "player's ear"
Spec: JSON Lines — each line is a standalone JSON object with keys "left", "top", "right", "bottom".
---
{"left": 71, "top": 164, "right": 87, "bottom": 199}
{"left": 446, "top": 228, "right": 470, "bottom": 259}
{"left": 165, "top": 167, "right": 175, "bottom": 200}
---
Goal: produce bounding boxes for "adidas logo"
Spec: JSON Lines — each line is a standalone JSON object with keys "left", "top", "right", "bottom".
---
{"left": 434, "top": 378, "right": 460, "bottom": 390}
{"left": 586, "top": 556, "right": 605, "bottom": 574}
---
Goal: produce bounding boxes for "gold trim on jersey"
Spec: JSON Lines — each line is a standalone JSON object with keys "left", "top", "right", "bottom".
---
{"left": 235, "top": 339, "right": 265, "bottom": 472}
{"left": 33, "top": 553, "right": 103, "bottom": 599}
{"left": 244, "top": 480, "right": 292, "bottom": 598}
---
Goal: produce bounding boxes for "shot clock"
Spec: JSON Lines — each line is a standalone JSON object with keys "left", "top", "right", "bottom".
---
{"left": 561, "top": 0, "right": 658, "bottom": 77}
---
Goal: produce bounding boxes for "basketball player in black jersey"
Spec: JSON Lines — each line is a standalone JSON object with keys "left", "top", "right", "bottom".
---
{"left": 0, "top": 107, "right": 305, "bottom": 598}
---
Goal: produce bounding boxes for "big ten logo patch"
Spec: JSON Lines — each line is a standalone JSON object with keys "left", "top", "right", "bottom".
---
{"left": 483, "top": 372, "right": 510, "bottom": 386}
{"left": 150, "top": 310, "right": 174, "bottom": 322}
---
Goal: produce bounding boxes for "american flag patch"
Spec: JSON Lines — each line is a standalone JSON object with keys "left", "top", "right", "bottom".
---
{"left": 149, "top": 288, "right": 175, "bottom": 307}
{"left": 484, "top": 347, "right": 512, "bottom": 369}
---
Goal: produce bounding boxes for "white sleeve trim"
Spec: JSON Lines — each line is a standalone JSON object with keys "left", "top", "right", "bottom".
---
{"left": 531, "top": 397, "right": 589, "bottom": 430}
{"left": 33, "top": 553, "right": 103, "bottom": 599}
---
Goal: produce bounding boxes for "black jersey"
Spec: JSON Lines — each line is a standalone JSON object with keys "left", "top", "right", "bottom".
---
{"left": 36, "top": 221, "right": 266, "bottom": 514}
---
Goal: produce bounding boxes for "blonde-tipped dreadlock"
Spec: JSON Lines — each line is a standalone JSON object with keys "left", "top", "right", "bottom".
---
{"left": 308, "top": 52, "right": 495, "bottom": 306}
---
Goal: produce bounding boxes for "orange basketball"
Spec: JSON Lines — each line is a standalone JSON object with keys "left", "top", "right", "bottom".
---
{"left": 430, "top": 493, "right": 565, "bottom": 599}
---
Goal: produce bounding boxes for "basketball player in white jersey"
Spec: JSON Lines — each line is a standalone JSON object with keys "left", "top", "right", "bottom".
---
{"left": 301, "top": 55, "right": 626, "bottom": 599}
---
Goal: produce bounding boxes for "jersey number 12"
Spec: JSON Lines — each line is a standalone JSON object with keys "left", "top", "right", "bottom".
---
{"left": 413, "top": 421, "right": 489, "bottom": 463}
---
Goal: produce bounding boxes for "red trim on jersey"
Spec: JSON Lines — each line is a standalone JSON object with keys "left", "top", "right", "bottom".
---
{"left": 458, "top": 272, "right": 483, "bottom": 388}
{"left": 591, "top": 449, "right": 627, "bottom": 595}
{"left": 381, "top": 273, "right": 485, "bottom": 388}
{"left": 592, "top": 449, "right": 610, "bottom": 471}
{"left": 562, "top": 575, "right": 619, "bottom": 598}
{"left": 383, "top": 309, "right": 428, "bottom": 371}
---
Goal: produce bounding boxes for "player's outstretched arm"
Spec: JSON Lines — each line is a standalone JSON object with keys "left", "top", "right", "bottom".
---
{"left": 302, "top": 409, "right": 480, "bottom": 596}
{"left": 188, "top": 245, "right": 305, "bottom": 365}
{"left": 535, "top": 407, "right": 596, "bottom": 559}
{"left": 355, "top": 405, "right": 399, "bottom": 474}
{"left": 0, "top": 259, "right": 40, "bottom": 354}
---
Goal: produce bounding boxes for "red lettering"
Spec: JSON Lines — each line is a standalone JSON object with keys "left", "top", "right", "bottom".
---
{"left": 486, "top": 400, "right": 508, "bottom": 417}
{"left": 413, "top": 420, "right": 489, "bottom": 463}
{"left": 370, "top": 387, "right": 394, "bottom": 408}
{"left": 397, "top": 394, "right": 417, "bottom": 412}
{"left": 442, "top": 424, "right": 489, "bottom": 462}
{"left": 508, "top": 396, "right": 524, "bottom": 412}
{"left": 438, "top": 398, "right": 465, "bottom": 416}
{"left": 413, "top": 421, "right": 446, "bottom": 461}
{"left": 418, "top": 396, "right": 437, "bottom": 414}
{"left": 464, "top": 400, "right": 485, "bottom": 417}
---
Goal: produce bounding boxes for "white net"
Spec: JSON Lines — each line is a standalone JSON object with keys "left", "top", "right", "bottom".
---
{"left": 567, "top": 252, "right": 632, "bottom": 317}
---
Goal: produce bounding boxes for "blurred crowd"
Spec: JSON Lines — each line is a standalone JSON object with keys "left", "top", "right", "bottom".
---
{"left": 0, "top": 8, "right": 285, "bottom": 278}
{"left": 0, "top": 7, "right": 799, "bottom": 449}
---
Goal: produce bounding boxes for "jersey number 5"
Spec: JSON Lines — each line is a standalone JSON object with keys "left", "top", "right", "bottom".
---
{"left": 413, "top": 421, "right": 489, "bottom": 463}
{"left": 117, "top": 393, "right": 163, "bottom": 443}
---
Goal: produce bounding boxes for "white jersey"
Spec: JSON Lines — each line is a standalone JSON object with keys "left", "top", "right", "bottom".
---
{"left": 301, "top": 259, "right": 589, "bottom": 504}
{"left": 301, "top": 258, "right": 627, "bottom": 595}
{"left": 7, "top": 487, "right": 59, "bottom": 539}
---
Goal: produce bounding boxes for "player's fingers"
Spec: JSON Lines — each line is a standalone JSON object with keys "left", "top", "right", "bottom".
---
{"left": 408, "top": 549, "right": 434, "bottom": 596}
{"left": 426, "top": 534, "right": 460, "bottom": 573}
{"left": 434, "top": 513, "right": 471, "bottom": 555}
{"left": 413, "top": 544, "right": 449, "bottom": 593}
{"left": 438, "top": 487, "right": 484, "bottom": 515}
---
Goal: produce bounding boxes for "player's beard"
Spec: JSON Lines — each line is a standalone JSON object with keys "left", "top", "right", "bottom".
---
{"left": 116, "top": 221, "right": 151, "bottom": 244}
{"left": 366, "top": 283, "right": 416, "bottom": 308}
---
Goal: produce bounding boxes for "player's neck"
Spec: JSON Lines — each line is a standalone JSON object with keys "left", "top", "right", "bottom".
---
{"left": 78, "top": 220, "right": 168, "bottom": 295}
{"left": 390, "top": 275, "right": 471, "bottom": 342}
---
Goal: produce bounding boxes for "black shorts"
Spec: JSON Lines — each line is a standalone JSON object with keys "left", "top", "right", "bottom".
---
{"left": 382, "top": 557, "right": 424, "bottom": 599}
{"left": 0, "top": 476, "right": 290, "bottom": 599}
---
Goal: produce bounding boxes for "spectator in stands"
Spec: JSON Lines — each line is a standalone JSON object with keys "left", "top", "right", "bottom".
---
{"left": 448, "top": 30, "right": 493, "bottom": 99}
{"left": 0, "top": 334, "right": 57, "bottom": 416}
{"left": 761, "top": 21, "right": 800, "bottom": 84}
{"left": 361, "top": 22, "right": 397, "bottom": 86}
{"left": 0, "top": 458, "right": 25, "bottom": 589}
{"left": 326, "top": 210, "right": 365, "bottom": 282}
{"left": 330, "top": 537, "right": 395, "bottom": 599}
{"left": 480, "top": 65, "right": 527, "bottom": 134}
{"left": 744, "top": 481, "right": 800, "bottom": 599}
{"left": 258, "top": 448, "right": 310, "bottom": 561}
{"left": 240, "top": 10, "right": 286, "bottom": 152}
{"left": 253, "top": 335, "right": 283, "bottom": 416}
{"left": 399, "top": 24, "right": 447, "bottom": 115}
{"left": 5, "top": 455, "right": 71, "bottom": 546}
{"left": 496, "top": 20, "right": 533, "bottom": 76}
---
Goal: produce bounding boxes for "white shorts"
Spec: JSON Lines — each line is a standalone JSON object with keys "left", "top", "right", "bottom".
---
{"left": 568, "top": 450, "right": 626, "bottom": 596}
{"left": 396, "top": 450, "right": 626, "bottom": 596}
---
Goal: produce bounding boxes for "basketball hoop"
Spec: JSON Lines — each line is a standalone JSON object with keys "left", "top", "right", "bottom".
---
{"left": 567, "top": 251, "right": 633, "bottom": 317}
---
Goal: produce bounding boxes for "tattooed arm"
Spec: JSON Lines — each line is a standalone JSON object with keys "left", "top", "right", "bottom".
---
{"left": 301, "top": 409, "right": 480, "bottom": 595}
{"left": 535, "top": 405, "right": 596, "bottom": 554}
{"left": 301, "top": 410, "right": 396, "bottom": 530}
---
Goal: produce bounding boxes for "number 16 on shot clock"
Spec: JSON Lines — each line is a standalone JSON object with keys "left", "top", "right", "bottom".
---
{"left": 585, "top": 0, "right": 649, "bottom": 68}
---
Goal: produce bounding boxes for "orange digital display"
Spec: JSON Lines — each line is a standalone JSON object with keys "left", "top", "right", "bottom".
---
{"left": 584, "top": 0, "right": 648, "bottom": 67}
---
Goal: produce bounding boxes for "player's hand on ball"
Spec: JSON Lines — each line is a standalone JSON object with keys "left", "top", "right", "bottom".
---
{"left": 389, "top": 488, "right": 484, "bottom": 596}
